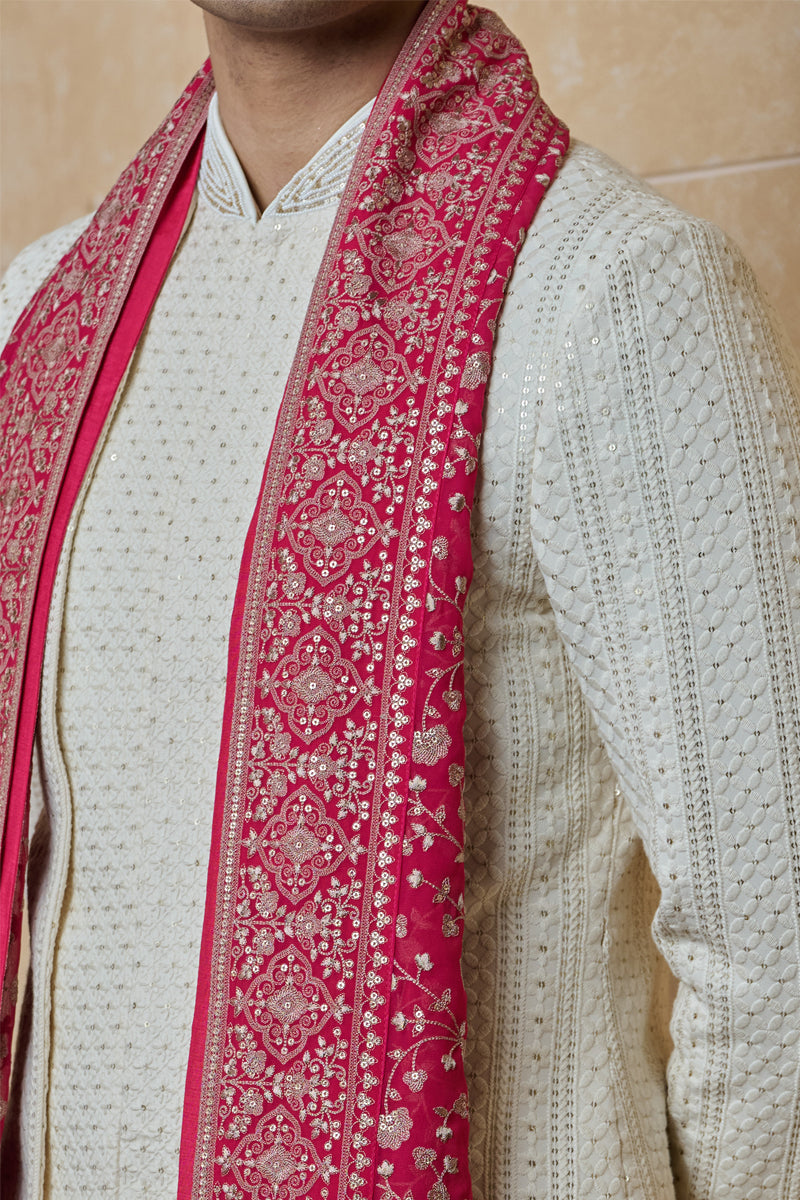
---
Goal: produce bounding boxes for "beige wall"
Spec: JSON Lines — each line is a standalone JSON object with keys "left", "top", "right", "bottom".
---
{"left": 1, "top": 0, "right": 799, "bottom": 351}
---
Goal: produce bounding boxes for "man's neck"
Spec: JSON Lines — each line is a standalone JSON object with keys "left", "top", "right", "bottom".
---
{"left": 202, "top": 2, "right": 426, "bottom": 214}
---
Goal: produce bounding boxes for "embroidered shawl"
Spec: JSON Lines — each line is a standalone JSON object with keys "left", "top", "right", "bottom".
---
{"left": 0, "top": 2, "right": 567, "bottom": 1194}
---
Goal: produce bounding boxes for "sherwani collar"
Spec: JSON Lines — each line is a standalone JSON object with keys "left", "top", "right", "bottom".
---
{"left": 198, "top": 91, "right": 375, "bottom": 224}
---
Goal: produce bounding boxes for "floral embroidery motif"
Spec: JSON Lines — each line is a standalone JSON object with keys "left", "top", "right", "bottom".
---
{"left": 315, "top": 327, "right": 417, "bottom": 431}
{"left": 193, "top": 2, "right": 567, "bottom": 1195}
{"left": 412, "top": 87, "right": 502, "bottom": 167}
{"left": 286, "top": 473, "right": 393, "bottom": 584}
{"left": 223, "top": 1106, "right": 334, "bottom": 1199}
{"left": 411, "top": 724, "right": 453, "bottom": 766}
{"left": 233, "top": 949, "right": 340, "bottom": 1062}
{"left": 354, "top": 203, "right": 451, "bottom": 292}
{"left": 377, "top": 1107, "right": 413, "bottom": 1150}
{"left": 254, "top": 787, "right": 354, "bottom": 901}
{"left": 462, "top": 350, "right": 491, "bottom": 388}
{"left": 265, "top": 630, "right": 372, "bottom": 740}
{"left": 28, "top": 303, "right": 86, "bottom": 396}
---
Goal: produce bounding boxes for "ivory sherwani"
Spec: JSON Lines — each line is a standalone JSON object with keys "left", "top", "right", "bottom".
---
{"left": 3, "top": 91, "right": 800, "bottom": 1200}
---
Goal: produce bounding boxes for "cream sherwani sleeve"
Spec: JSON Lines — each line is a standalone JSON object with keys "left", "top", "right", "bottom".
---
{"left": 530, "top": 211, "right": 800, "bottom": 1195}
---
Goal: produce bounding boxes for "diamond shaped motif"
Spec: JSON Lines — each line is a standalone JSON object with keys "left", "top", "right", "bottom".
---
{"left": 309, "top": 506, "right": 354, "bottom": 548}
{"left": 316, "top": 325, "right": 416, "bottom": 430}
{"left": 267, "top": 983, "right": 309, "bottom": 1026}
{"left": 257, "top": 786, "right": 350, "bottom": 901}
{"left": 354, "top": 200, "right": 451, "bottom": 292}
{"left": 239, "top": 950, "right": 336, "bottom": 1062}
{"left": 278, "top": 825, "right": 323, "bottom": 867}
{"left": 257, "top": 1144, "right": 296, "bottom": 1185}
{"left": 287, "top": 471, "right": 390, "bottom": 584}
{"left": 233, "top": 1106, "right": 328, "bottom": 1199}
{"left": 267, "top": 630, "right": 366, "bottom": 741}
{"left": 292, "top": 665, "right": 336, "bottom": 705}
{"left": 341, "top": 353, "right": 386, "bottom": 395}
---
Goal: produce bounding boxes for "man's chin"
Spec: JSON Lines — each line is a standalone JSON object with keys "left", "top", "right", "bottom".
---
{"left": 189, "top": 0, "right": 387, "bottom": 33}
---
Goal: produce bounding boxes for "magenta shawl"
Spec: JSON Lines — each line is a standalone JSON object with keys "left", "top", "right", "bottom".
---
{"left": 0, "top": 2, "right": 567, "bottom": 1194}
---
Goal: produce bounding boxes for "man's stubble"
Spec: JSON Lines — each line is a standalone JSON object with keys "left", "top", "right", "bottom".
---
{"left": 189, "top": 0, "right": 404, "bottom": 34}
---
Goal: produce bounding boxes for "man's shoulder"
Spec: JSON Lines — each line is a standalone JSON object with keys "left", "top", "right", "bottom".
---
{"left": 1, "top": 213, "right": 93, "bottom": 349}
{"left": 544, "top": 137, "right": 714, "bottom": 247}
{"left": 521, "top": 138, "right": 773, "bottom": 334}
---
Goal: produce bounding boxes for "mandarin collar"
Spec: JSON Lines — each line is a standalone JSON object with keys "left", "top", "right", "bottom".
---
{"left": 197, "top": 91, "right": 374, "bottom": 225}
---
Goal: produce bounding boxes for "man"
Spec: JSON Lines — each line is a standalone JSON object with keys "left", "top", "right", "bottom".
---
{"left": 1, "top": 1, "right": 799, "bottom": 1197}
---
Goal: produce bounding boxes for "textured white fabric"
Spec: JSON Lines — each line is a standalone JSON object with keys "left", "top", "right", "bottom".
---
{"left": 2, "top": 90, "right": 800, "bottom": 1200}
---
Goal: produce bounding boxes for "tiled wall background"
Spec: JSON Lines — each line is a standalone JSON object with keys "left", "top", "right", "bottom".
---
{"left": 2, "top": 0, "right": 799, "bottom": 354}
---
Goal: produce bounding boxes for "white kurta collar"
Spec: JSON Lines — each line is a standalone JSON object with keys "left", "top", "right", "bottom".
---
{"left": 198, "top": 91, "right": 374, "bottom": 224}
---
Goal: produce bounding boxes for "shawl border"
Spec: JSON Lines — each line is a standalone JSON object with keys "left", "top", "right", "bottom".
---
{"left": 178, "top": 3, "right": 568, "bottom": 1197}
{"left": 0, "top": 63, "right": 214, "bottom": 1114}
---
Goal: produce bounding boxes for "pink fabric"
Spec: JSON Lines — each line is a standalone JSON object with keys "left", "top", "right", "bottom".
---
{"left": 0, "top": 3, "right": 568, "bottom": 1193}
{"left": 179, "top": 5, "right": 567, "bottom": 1197}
